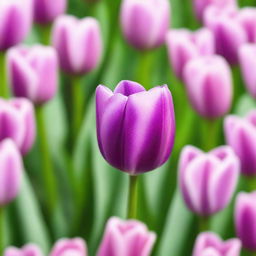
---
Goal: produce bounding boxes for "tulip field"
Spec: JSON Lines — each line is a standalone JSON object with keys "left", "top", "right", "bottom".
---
{"left": 2, "top": 0, "right": 256, "bottom": 255}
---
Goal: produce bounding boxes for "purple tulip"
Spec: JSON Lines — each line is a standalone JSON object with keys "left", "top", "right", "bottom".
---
{"left": 183, "top": 55, "right": 233, "bottom": 119}
{"left": 0, "top": 0, "right": 33, "bottom": 51}
{"left": 179, "top": 145, "right": 239, "bottom": 216}
{"left": 0, "top": 98, "right": 36, "bottom": 155}
{"left": 239, "top": 44, "right": 256, "bottom": 99}
{"left": 166, "top": 28, "right": 215, "bottom": 80}
{"left": 204, "top": 6, "right": 247, "bottom": 65}
{"left": 50, "top": 238, "right": 87, "bottom": 256}
{"left": 4, "top": 244, "right": 43, "bottom": 256}
{"left": 33, "top": 0, "right": 67, "bottom": 24}
{"left": 7, "top": 45, "right": 59, "bottom": 105}
{"left": 120, "top": 0, "right": 170, "bottom": 50}
{"left": 96, "top": 80, "right": 175, "bottom": 175}
{"left": 0, "top": 139, "right": 23, "bottom": 206}
{"left": 97, "top": 217, "right": 156, "bottom": 256}
{"left": 224, "top": 111, "right": 256, "bottom": 176}
{"left": 52, "top": 15, "right": 103, "bottom": 75}
{"left": 193, "top": 232, "right": 241, "bottom": 256}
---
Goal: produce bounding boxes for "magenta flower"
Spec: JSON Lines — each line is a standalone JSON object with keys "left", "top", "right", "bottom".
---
{"left": 33, "top": 0, "right": 67, "bottom": 24}
{"left": 0, "top": 0, "right": 33, "bottom": 51}
{"left": 193, "top": 232, "right": 241, "bottom": 256}
{"left": 97, "top": 217, "right": 156, "bottom": 256}
{"left": 184, "top": 55, "right": 232, "bottom": 119}
{"left": 120, "top": 0, "right": 170, "bottom": 50}
{"left": 0, "top": 98, "right": 36, "bottom": 155}
{"left": 52, "top": 15, "right": 103, "bottom": 75}
{"left": 179, "top": 145, "right": 239, "bottom": 216}
{"left": 7, "top": 45, "right": 59, "bottom": 105}
{"left": 166, "top": 28, "right": 215, "bottom": 80}
{"left": 96, "top": 80, "right": 175, "bottom": 175}
{"left": 4, "top": 244, "right": 43, "bottom": 256}
{"left": 50, "top": 238, "right": 87, "bottom": 256}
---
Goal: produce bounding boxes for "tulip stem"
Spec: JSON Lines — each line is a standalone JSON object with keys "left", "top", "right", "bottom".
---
{"left": 198, "top": 216, "right": 210, "bottom": 232}
{"left": 38, "top": 24, "right": 52, "bottom": 45}
{"left": 201, "top": 118, "right": 219, "bottom": 151}
{"left": 0, "top": 208, "right": 4, "bottom": 255}
{"left": 127, "top": 175, "right": 139, "bottom": 219}
{"left": 0, "top": 52, "right": 9, "bottom": 98}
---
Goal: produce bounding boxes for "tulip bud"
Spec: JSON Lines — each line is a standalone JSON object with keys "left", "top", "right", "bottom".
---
{"left": 97, "top": 217, "right": 156, "bottom": 256}
{"left": 4, "top": 244, "right": 43, "bottom": 256}
{"left": 0, "top": 98, "right": 36, "bottom": 155}
{"left": 224, "top": 111, "right": 256, "bottom": 176}
{"left": 166, "top": 28, "right": 215, "bottom": 80}
{"left": 184, "top": 55, "right": 233, "bottom": 119}
{"left": 204, "top": 6, "right": 247, "bottom": 65}
{"left": 7, "top": 45, "right": 59, "bottom": 105}
{"left": 33, "top": 0, "right": 67, "bottom": 24}
{"left": 0, "top": 0, "right": 33, "bottom": 51}
{"left": 52, "top": 15, "right": 103, "bottom": 75}
{"left": 120, "top": 0, "right": 170, "bottom": 50}
{"left": 50, "top": 238, "right": 87, "bottom": 256}
{"left": 179, "top": 145, "right": 239, "bottom": 216}
{"left": 96, "top": 80, "right": 175, "bottom": 175}
{"left": 193, "top": 232, "right": 241, "bottom": 256}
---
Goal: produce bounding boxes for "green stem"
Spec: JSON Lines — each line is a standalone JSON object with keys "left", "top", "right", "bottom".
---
{"left": 127, "top": 175, "right": 139, "bottom": 219}
{"left": 0, "top": 208, "right": 4, "bottom": 255}
{"left": 198, "top": 216, "right": 210, "bottom": 232}
{"left": 246, "top": 176, "right": 256, "bottom": 192}
{"left": 0, "top": 52, "right": 9, "bottom": 98}
{"left": 38, "top": 24, "right": 52, "bottom": 45}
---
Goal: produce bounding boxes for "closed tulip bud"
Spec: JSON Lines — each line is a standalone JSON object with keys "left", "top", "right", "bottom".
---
{"left": 0, "top": 0, "right": 33, "bottom": 51}
{"left": 0, "top": 139, "right": 23, "bottom": 206}
{"left": 193, "top": 232, "right": 241, "bottom": 256}
{"left": 239, "top": 44, "right": 256, "bottom": 98}
{"left": 204, "top": 6, "right": 247, "bottom": 65}
{"left": 0, "top": 98, "right": 36, "bottom": 155}
{"left": 33, "top": 0, "right": 67, "bottom": 24}
{"left": 52, "top": 15, "right": 103, "bottom": 75}
{"left": 166, "top": 28, "right": 215, "bottom": 80}
{"left": 4, "top": 244, "right": 43, "bottom": 256}
{"left": 97, "top": 217, "right": 156, "bottom": 256}
{"left": 184, "top": 55, "right": 233, "bottom": 119}
{"left": 96, "top": 80, "right": 175, "bottom": 175}
{"left": 7, "top": 45, "right": 59, "bottom": 105}
{"left": 120, "top": 0, "right": 170, "bottom": 50}
{"left": 50, "top": 238, "right": 87, "bottom": 256}
{"left": 179, "top": 145, "right": 239, "bottom": 216}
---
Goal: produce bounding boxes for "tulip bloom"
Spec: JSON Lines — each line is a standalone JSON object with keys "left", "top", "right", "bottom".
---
{"left": 166, "top": 28, "right": 215, "bottom": 80}
{"left": 239, "top": 44, "right": 256, "bottom": 98}
{"left": 52, "top": 15, "right": 103, "bottom": 75}
{"left": 33, "top": 0, "right": 67, "bottom": 24}
{"left": 97, "top": 217, "right": 156, "bottom": 256}
{"left": 184, "top": 55, "right": 232, "bottom": 119}
{"left": 0, "top": 98, "right": 36, "bottom": 155}
{"left": 7, "top": 45, "right": 59, "bottom": 105}
{"left": 179, "top": 145, "right": 239, "bottom": 216}
{"left": 4, "top": 244, "right": 43, "bottom": 256}
{"left": 120, "top": 0, "right": 170, "bottom": 50}
{"left": 0, "top": 0, "right": 33, "bottom": 51}
{"left": 50, "top": 238, "right": 87, "bottom": 256}
{"left": 96, "top": 80, "right": 175, "bottom": 175}
{"left": 193, "top": 232, "right": 241, "bottom": 256}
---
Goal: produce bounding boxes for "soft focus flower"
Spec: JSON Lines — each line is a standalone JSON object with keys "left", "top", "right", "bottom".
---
{"left": 97, "top": 217, "right": 156, "bottom": 256}
{"left": 0, "top": 139, "right": 23, "bottom": 206}
{"left": 239, "top": 44, "right": 256, "bottom": 98}
{"left": 120, "top": 0, "right": 170, "bottom": 50}
{"left": 179, "top": 145, "right": 239, "bottom": 216}
{"left": 4, "top": 244, "right": 43, "bottom": 256}
{"left": 0, "top": 0, "right": 33, "bottom": 51}
{"left": 204, "top": 6, "right": 247, "bottom": 65}
{"left": 50, "top": 238, "right": 87, "bottom": 256}
{"left": 7, "top": 45, "right": 58, "bottom": 105}
{"left": 183, "top": 55, "right": 232, "bottom": 119}
{"left": 96, "top": 80, "right": 175, "bottom": 175}
{"left": 166, "top": 28, "right": 215, "bottom": 80}
{"left": 224, "top": 111, "right": 256, "bottom": 176}
{"left": 33, "top": 0, "right": 67, "bottom": 24}
{"left": 52, "top": 15, "right": 102, "bottom": 75}
{"left": 192, "top": 232, "right": 241, "bottom": 256}
{"left": 0, "top": 98, "right": 36, "bottom": 155}
{"left": 235, "top": 191, "right": 256, "bottom": 251}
